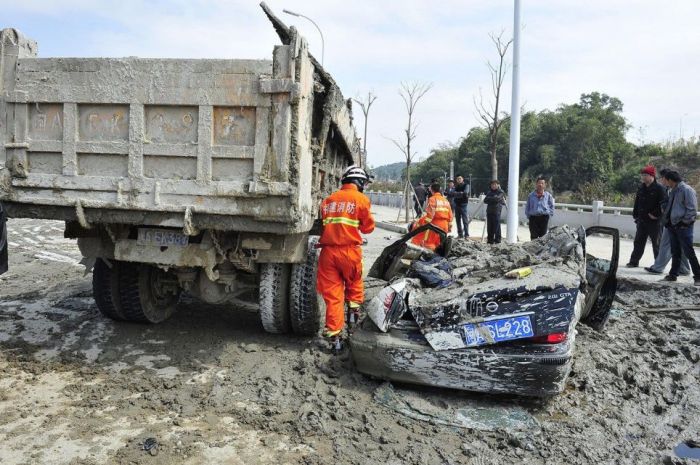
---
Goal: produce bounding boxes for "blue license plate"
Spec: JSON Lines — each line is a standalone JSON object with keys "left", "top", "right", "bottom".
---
{"left": 463, "top": 314, "right": 534, "bottom": 347}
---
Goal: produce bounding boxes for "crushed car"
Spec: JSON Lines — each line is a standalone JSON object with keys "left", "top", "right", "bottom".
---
{"left": 350, "top": 223, "right": 619, "bottom": 397}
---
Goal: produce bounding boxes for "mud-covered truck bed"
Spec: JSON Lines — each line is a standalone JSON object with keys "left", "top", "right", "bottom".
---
{"left": 0, "top": 4, "right": 357, "bottom": 334}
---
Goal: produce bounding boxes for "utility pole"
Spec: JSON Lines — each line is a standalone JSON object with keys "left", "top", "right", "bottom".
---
{"left": 506, "top": 0, "right": 522, "bottom": 243}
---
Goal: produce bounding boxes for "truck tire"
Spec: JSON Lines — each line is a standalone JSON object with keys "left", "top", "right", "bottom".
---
{"left": 119, "top": 262, "right": 180, "bottom": 324}
{"left": 92, "top": 258, "right": 126, "bottom": 321}
{"left": 289, "top": 237, "right": 325, "bottom": 336}
{"left": 259, "top": 263, "right": 291, "bottom": 334}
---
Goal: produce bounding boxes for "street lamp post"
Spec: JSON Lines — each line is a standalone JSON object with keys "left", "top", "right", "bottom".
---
{"left": 283, "top": 9, "right": 325, "bottom": 66}
{"left": 506, "top": 0, "right": 522, "bottom": 243}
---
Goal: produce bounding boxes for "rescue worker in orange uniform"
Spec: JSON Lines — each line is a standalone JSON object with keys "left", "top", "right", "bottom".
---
{"left": 410, "top": 182, "right": 453, "bottom": 250}
{"left": 317, "top": 166, "right": 376, "bottom": 339}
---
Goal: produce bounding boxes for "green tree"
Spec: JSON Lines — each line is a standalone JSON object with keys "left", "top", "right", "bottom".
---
{"left": 410, "top": 143, "right": 458, "bottom": 183}
{"left": 547, "top": 92, "right": 633, "bottom": 190}
{"left": 403, "top": 91, "right": 645, "bottom": 202}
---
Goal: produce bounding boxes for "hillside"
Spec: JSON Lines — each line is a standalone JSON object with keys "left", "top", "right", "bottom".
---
{"left": 368, "top": 161, "right": 405, "bottom": 181}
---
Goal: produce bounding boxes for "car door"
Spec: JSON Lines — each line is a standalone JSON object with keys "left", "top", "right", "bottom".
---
{"left": 581, "top": 226, "right": 620, "bottom": 330}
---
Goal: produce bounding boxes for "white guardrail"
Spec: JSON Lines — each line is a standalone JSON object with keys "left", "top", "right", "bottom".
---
{"left": 366, "top": 191, "right": 700, "bottom": 238}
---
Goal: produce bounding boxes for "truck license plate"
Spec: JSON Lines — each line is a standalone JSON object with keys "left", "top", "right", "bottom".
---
{"left": 137, "top": 228, "right": 189, "bottom": 247}
{"left": 463, "top": 314, "right": 534, "bottom": 347}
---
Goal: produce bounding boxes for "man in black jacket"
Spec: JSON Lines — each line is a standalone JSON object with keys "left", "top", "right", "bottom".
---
{"left": 454, "top": 175, "right": 470, "bottom": 238}
{"left": 413, "top": 182, "right": 427, "bottom": 216}
{"left": 483, "top": 180, "right": 506, "bottom": 244}
{"left": 445, "top": 179, "right": 457, "bottom": 229}
{"left": 627, "top": 165, "right": 667, "bottom": 267}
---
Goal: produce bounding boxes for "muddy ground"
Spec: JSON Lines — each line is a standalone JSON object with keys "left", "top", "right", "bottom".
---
{"left": 0, "top": 218, "right": 698, "bottom": 465}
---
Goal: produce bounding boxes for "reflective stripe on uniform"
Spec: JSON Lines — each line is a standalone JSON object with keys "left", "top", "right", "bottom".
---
{"left": 420, "top": 218, "right": 432, "bottom": 241}
{"left": 322, "top": 217, "right": 360, "bottom": 227}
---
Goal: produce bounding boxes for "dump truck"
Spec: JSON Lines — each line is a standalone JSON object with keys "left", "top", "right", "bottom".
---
{"left": 0, "top": 4, "right": 358, "bottom": 335}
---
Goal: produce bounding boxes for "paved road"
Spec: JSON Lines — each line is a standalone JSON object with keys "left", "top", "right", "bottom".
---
{"left": 370, "top": 204, "right": 700, "bottom": 286}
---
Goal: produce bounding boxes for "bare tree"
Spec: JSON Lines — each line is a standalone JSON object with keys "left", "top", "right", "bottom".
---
{"left": 352, "top": 92, "right": 378, "bottom": 168}
{"left": 474, "top": 31, "right": 513, "bottom": 181}
{"left": 389, "top": 82, "right": 433, "bottom": 222}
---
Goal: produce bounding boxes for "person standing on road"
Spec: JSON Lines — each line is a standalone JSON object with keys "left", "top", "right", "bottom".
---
{"left": 410, "top": 182, "right": 453, "bottom": 250}
{"left": 483, "top": 180, "right": 506, "bottom": 244}
{"left": 659, "top": 170, "right": 700, "bottom": 286}
{"left": 317, "top": 166, "right": 376, "bottom": 339}
{"left": 445, "top": 179, "right": 457, "bottom": 230}
{"left": 454, "top": 175, "right": 470, "bottom": 238}
{"left": 645, "top": 169, "right": 690, "bottom": 275}
{"left": 626, "top": 165, "right": 666, "bottom": 268}
{"left": 413, "top": 182, "right": 427, "bottom": 216}
{"left": 525, "top": 176, "right": 555, "bottom": 240}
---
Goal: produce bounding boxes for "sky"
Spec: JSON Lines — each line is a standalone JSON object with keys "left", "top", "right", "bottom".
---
{"left": 2, "top": 0, "right": 699, "bottom": 168}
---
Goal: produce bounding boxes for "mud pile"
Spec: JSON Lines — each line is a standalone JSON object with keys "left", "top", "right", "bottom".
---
{"left": 413, "top": 227, "right": 585, "bottom": 304}
{"left": 445, "top": 225, "right": 585, "bottom": 281}
{"left": 1, "top": 220, "right": 699, "bottom": 464}
{"left": 616, "top": 277, "right": 700, "bottom": 309}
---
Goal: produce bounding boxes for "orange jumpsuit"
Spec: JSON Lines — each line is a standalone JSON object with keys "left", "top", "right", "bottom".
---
{"left": 411, "top": 192, "right": 453, "bottom": 250}
{"left": 317, "top": 183, "right": 376, "bottom": 332}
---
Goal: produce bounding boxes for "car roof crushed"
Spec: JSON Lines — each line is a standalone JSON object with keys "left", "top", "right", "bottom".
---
{"left": 366, "top": 225, "right": 588, "bottom": 350}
